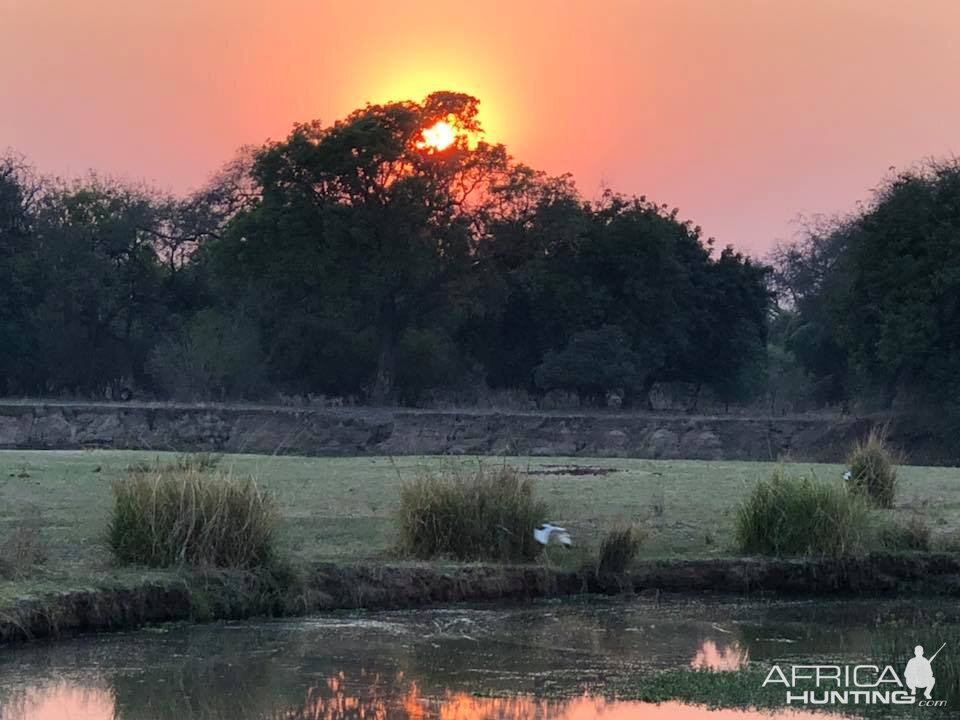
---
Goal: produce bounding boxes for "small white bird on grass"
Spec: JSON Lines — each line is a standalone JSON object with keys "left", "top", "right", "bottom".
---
{"left": 843, "top": 470, "right": 853, "bottom": 481}
{"left": 534, "top": 523, "right": 572, "bottom": 547}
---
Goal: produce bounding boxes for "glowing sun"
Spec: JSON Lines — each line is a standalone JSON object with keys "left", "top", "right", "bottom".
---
{"left": 416, "top": 119, "right": 457, "bottom": 151}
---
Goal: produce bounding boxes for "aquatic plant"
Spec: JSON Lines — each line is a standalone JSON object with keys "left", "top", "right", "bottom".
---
{"left": 396, "top": 464, "right": 547, "bottom": 562}
{"left": 734, "top": 470, "right": 878, "bottom": 557}
{"left": 108, "top": 466, "right": 278, "bottom": 569}
{"left": 846, "top": 426, "right": 899, "bottom": 508}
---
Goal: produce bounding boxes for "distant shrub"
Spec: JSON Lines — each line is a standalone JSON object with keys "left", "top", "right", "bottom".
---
{"left": 397, "top": 465, "right": 548, "bottom": 562}
{"left": 845, "top": 427, "right": 899, "bottom": 508}
{"left": 108, "top": 466, "right": 278, "bottom": 569}
{"left": 534, "top": 325, "right": 642, "bottom": 406}
{"left": 146, "top": 309, "right": 268, "bottom": 401}
{"left": 735, "top": 470, "right": 877, "bottom": 557}
{"left": 879, "top": 514, "right": 931, "bottom": 552}
{"left": 596, "top": 525, "right": 646, "bottom": 575}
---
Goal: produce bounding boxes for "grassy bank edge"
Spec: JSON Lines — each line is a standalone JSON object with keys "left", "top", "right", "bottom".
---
{"left": 4, "top": 552, "right": 960, "bottom": 647}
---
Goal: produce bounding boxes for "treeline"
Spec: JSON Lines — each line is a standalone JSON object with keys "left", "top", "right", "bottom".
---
{"left": 771, "top": 159, "right": 960, "bottom": 427}
{"left": 3, "top": 92, "right": 770, "bottom": 407}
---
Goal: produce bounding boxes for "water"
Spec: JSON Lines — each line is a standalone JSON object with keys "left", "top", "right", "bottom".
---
{"left": 0, "top": 595, "right": 948, "bottom": 720}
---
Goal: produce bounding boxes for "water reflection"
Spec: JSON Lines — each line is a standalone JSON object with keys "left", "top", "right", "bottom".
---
{"left": 1, "top": 677, "right": 844, "bottom": 720}
{"left": 1, "top": 596, "right": 948, "bottom": 720}
{"left": 689, "top": 640, "right": 748, "bottom": 672}
{"left": 0, "top": 683, "right": 115, "bottom": 720}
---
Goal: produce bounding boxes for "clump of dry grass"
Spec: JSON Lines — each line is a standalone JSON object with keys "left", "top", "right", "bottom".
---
{"left": 397, "top": 465, "right": 548, "bottom": 562}
{"left": 108, "top": 466, "right": 278, "bottom": 569}
{"left": 596, "top": 524, "right": 646, "bottom": 575}
{"left": 846, "top": 426, "right": 899, "bottom": 508}
{"left": 0, "top": 520, "right": 47, "bottom": 579}
{"left": 879, "top": 513, "right": 931, "bottom": 551}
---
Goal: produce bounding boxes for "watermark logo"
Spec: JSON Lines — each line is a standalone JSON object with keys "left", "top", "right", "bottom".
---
{"left": 906, "top": 644, "right": 945, "bottom": 701}
{"left": 761, "top": 642, "right": 948, "bottom": 709}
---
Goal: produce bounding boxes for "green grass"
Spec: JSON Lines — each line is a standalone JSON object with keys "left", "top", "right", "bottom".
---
{"left": 1, "top": 450, "right": 959, "bottom": 604}
{"left": 734, "top": 470, "right": 880, "bottom": 557}
{"left": 397, "top": 465, "right": 547, "bottom": 561}
{"left": 108, "top": 465, "right": 278, "bottom": 569}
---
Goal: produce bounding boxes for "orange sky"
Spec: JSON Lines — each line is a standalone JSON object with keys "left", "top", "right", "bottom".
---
{"left": 3, "top": 0, "right": 960, "bottom": 254}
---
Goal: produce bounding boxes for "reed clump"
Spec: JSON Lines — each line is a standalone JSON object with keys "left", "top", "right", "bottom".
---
{"left": 846, "top": 426, "right": 899, "bottom": 508}
{"left": 397, "top": 465, "right": 547, "bottom": 562}
{"left": 108, "top": 465, "right": 278, "bottom": 569}
{"left": 735, "top": 470, "right": 878, "bottom": 557}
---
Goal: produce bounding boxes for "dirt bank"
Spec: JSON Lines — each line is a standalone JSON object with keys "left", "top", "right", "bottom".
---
{"left": 3, "top": 554, "right": 959, "bottom": 646}
{"left": 0, "top": 400, "right": 942, "bottom": 463}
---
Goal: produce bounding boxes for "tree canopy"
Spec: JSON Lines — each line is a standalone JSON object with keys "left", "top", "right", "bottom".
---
{"left": 0, "top": 94, "right": 773, "bottom": 408}
{"left": 772, "top": 160, "right": 960, "bottom": 418}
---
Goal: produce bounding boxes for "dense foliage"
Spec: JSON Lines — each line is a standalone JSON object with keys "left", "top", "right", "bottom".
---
{"left": 0, "top": 93, "right": 772, "bottom": 406}
{"left": 773, "top": 160, "right": 960, "bottom": 424}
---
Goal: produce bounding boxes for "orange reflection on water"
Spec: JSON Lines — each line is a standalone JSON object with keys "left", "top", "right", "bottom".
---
{"left": 690, "top": 640, "right": 749, "bottom": 672}
{"left": 288, "top": 673, "right": 844, "bottom": 720}
{"left": 1, "top": 675, "right": 848, "bottom": 720}
{"left": 1, "top": 683, "right": 115, "bottom": 720}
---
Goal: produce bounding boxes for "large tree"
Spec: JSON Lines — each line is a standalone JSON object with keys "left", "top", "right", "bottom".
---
{"left": 470, "top": 188, "right": 771, "bottom": 406}
{"left": 772, "top": 160, "right": 960, "bottom": 412}
{"left": 209, "top": 92, "right": 511, "bottom": 401}
{"left": 27, "top": 178, "right": 168, "bottom": 394}
{"left": 0, "top": 155, "right": 37, "bottom": 393}
{"left": 769, "top": 221, "right": 851, "bottom": 402}
{"left": 833, "top": 163, "right": 960, "bottom": 405}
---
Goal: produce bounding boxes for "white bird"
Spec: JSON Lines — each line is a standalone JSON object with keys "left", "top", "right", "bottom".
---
{"left": 843, "top": 470, "right": 853, "bottom": 481}
{"left": 534, "top": 523, "right": 572, "bottom": 547}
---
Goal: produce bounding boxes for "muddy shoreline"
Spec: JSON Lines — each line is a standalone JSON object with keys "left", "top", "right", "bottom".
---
{"left": 3, "top": 553, "right": 959, "bottom": 646}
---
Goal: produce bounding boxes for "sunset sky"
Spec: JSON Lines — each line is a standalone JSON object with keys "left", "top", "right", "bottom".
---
{"left": 3, "top": 0, "right": 960, "bottom": 255}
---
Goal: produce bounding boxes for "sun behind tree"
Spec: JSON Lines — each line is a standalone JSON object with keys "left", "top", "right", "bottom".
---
{"left": 416, "top": 118, "right": 457, "bottom": 152}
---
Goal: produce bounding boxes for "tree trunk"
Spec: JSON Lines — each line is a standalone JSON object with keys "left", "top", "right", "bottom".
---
{"left": 641, "top": 375, "right": 657, "bottom": 411}
{"left": 370, "top": 297, "right": 399, "bottom": 405}
{"left": 688, "top": 383, "right": 702, "bottom": 413}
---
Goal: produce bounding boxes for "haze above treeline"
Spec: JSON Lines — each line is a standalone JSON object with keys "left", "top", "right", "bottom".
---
{"left": 4, "top": 1, "right": 960, "bottom": 253}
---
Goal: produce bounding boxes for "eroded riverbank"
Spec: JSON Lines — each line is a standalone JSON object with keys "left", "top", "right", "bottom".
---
{"left": 0, "top": 400, "right": 898, "bottom": 462}
{"left": 4, "top": 554, "right": 960, "bottom": 646}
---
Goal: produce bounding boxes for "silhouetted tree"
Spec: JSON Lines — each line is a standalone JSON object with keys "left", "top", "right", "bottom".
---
{"left": 208, "top": 92, "right": 511, "bottom": 402}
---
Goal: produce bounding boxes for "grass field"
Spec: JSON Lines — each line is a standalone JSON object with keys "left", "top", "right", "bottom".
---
{"left": 1, "top": 450, "right": 959, "bottom": 604}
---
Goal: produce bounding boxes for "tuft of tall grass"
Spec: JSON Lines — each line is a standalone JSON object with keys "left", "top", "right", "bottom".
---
{"left": 596, "top": 524, "right": 646, "bottom": 575}
{"left": 108, "top": 466, "right": 278, "bottom": 569}
{"left": 735, "top": 470, "right": 879, "bottom": 557}
{"left": 846, "top": 426, "right": 899, "bottom": 508}
{"left": 396, "top": 465, "right": 548, "bottom": 562}
{"left": 879, "top": 514, "right": 931, "bottom": 552}
{"left": 0, "top": 521, "right": 47, "bottom": 580}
